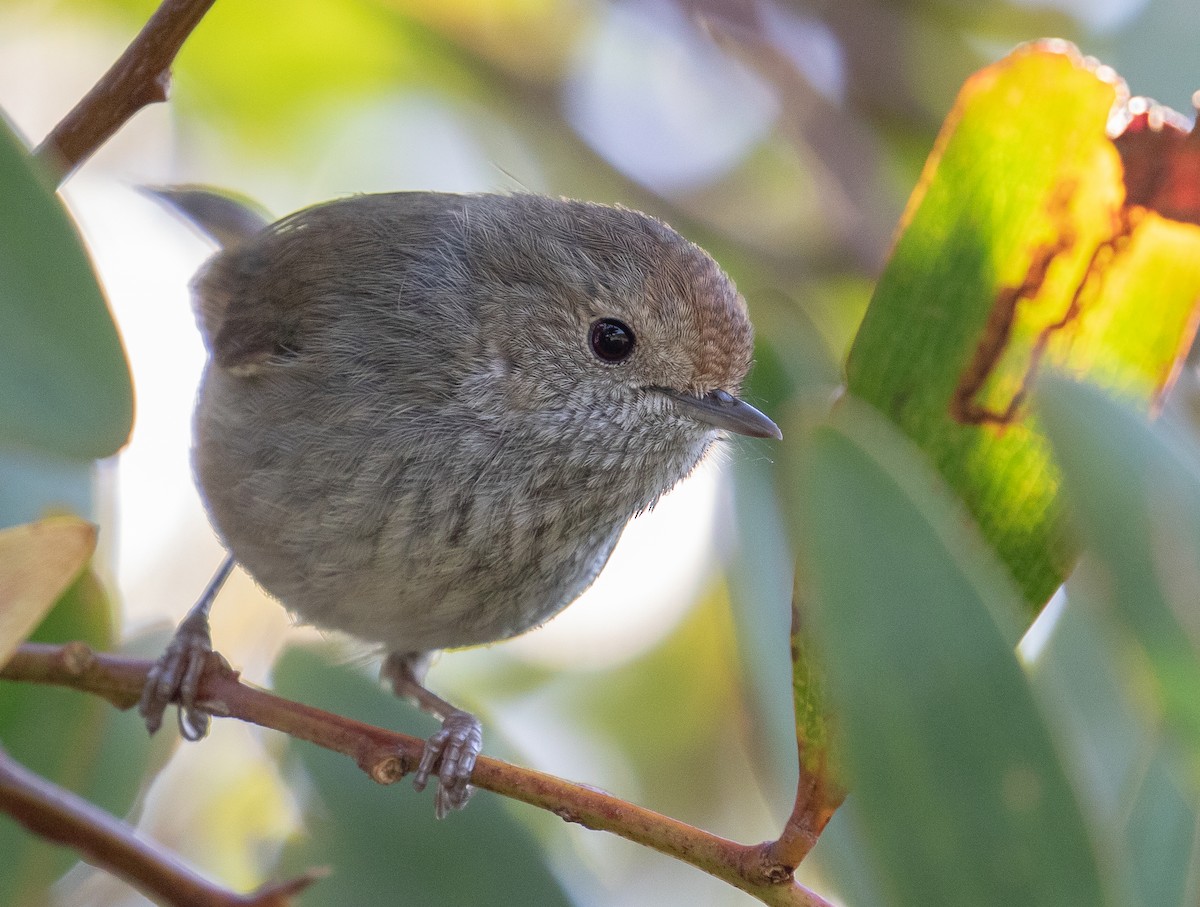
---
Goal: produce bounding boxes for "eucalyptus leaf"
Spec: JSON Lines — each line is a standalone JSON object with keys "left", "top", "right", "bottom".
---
{"left": 787, "top": 396, "right": 1119, "bottom": 907}
{"left": 0, "top": 516, "right": 95, "bottom": 665}
{"left": 1029, "top": 581, "right": 1199, "bottom": 907}
{"left": 845, "top": 43, "right": 1200, "bottom": 610}
{"left": 0, "top": 113, "right": 132, "bottom": 460}
{"left": 1039, "top": 375, "right": 1200, "bottom": 773}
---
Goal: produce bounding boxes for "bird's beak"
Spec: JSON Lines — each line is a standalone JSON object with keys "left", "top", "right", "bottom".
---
{"left": 657, "top": 388, "right": 782, "bottom": 440}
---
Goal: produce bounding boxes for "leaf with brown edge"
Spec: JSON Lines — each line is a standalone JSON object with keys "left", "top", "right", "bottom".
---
{"left": 845, "top": 40, "right": 1200, "bottom": 610}
{"left": 0, "top": 516, "right": 96, "bottom": 667}
{"left": 1115, "top": 94, "right": 1200, "bottom": 226}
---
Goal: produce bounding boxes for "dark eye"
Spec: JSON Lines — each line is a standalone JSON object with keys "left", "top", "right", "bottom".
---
{"left": 590, "top": 318, "right": 636, "bottom": 363}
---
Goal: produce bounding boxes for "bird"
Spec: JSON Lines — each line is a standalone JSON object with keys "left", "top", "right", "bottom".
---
{"left": 139, "top": 188, "right": 781, "bottom": 817}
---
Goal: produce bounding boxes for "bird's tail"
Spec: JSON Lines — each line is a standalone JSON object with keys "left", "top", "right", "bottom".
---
{"left": 141, "top": 185, "right": 271, "bottom": 248}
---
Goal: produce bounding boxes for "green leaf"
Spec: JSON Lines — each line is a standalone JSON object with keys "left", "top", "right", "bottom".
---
{"left": 1030, "top": 582, "right": 1200, "bottom": 907}
{"left": 273, "top": 645, "right": 572, "bottom": 907}
{"left": 1038, "top": 375, "right": 1200, "bottom": 773}
{"left": 845, "top": 41, "right": 1200, "bottom": 610}
{"left": 0, "top": 113, "right": 133, "bottom": 460}
{"left": 1124, "top": 743, "right": 1200, "bottom": 907}
{"left": 787, "top": 396, "right": 1118, "bottom": 907}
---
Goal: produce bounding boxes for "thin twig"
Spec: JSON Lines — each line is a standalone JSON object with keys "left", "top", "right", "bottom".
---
{"left": 0, "top": 742, "right": 320, "bottom": 907}
{"left": 762, "top": 748, "right": 845, "bottom": 871}
{"left": 763, "top": 596, "right": 847, "bottom": 870}
{"left": 1, "top": 642, "right": 833, "bottom": 907}
{"left": 34, "top": 0, "right": 217, "bottom": 182}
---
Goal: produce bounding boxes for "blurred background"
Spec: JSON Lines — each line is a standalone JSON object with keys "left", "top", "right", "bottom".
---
{"left": 0, "top": 0, "right": 1197, "bottom": 904}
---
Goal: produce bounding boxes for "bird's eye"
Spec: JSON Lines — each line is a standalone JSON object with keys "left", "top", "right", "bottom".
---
{"left": 589, "top": 318, "right": 636, "bottom": 363}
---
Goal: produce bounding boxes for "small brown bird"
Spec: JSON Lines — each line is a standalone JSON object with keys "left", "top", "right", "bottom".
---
{"left": 140, "top": 190, "right": 780, "bottom": 816}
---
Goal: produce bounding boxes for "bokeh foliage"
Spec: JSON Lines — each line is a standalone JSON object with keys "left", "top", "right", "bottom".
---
{"left": 3, "top": 2, "right": 1200, "bottom": 906}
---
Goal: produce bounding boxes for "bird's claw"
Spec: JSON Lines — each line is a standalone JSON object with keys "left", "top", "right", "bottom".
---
{"left": 412, "top": 710, "right": 482, "bottom": 818}
{"left": 138, "top": 610, "right": 215, "bottom": 741}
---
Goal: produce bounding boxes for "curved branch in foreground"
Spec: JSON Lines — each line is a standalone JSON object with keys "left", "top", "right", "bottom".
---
{"left": 35, "top": 0, "right": 217, "bottom": 182}
{"left": 1, "top": 642, "right": 832, "bottom": 907}
{"left": 762, "top": 747, "right": 845, "bottom": 870}
{"left": 0, "top": 743, "right": 320, "bottom": 907}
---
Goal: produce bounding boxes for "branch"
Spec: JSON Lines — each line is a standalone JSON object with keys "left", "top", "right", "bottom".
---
{"left": 1, "top": 642, "right": 833, "bottom": 907}
{"left": 762, "top": 748, "right": 845, "bottom": 870}
{"left": 34, "top": 0, "right": 217, "bottom": 182}
{"left": 0, "top": 742, "right": 320, "bottom": 907}
{"left": 764, "top": 598, "right": 847, "bottom": 869}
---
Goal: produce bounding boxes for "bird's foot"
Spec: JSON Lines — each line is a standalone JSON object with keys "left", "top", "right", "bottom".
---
{"left": 138, "top": 608, "right": 219, "bottom": 741}
{"left": 412, "top": 709, "right": 482, "bottom": 818}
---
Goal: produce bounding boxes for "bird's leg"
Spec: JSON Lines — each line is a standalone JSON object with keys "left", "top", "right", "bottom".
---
{"left": 138, "top": 554, "right": 236, "bottom": 741}
{"left": 382, "top": 651, "right": 482, "bottom": 818}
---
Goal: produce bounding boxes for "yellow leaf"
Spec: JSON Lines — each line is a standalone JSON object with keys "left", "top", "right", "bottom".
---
{"left": 0, "top": 516, "right": 97, "bottom": 666}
